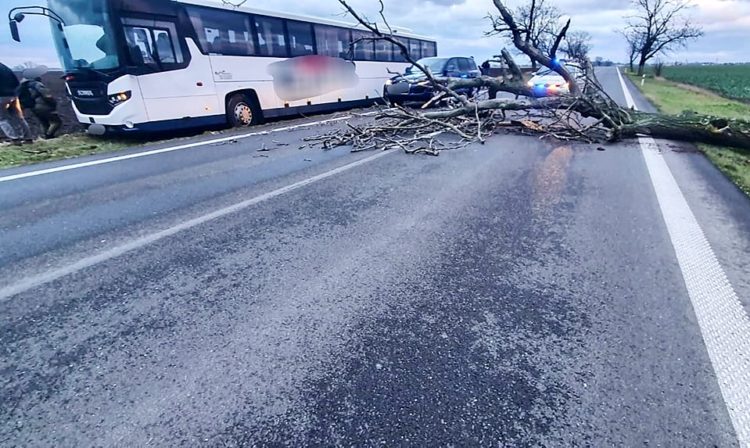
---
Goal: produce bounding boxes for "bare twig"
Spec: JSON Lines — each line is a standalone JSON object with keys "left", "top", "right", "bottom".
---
{"left": 305, "top": 0, "right": 749, "bottom": 155}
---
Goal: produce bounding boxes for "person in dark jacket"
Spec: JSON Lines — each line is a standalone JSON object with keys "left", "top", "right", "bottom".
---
{"left": 480, "top": 60, "right": 491, "bottom": 76}
{"left": 18, "top": 76, "right": 62, "bottom": 139}
{"left": 0, "top": 62, "right": 33, "bottom": 144}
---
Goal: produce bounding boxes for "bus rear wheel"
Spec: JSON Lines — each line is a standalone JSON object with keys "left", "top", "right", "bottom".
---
{"left": 227, "top": 94, "right": 260, "bottom": 128}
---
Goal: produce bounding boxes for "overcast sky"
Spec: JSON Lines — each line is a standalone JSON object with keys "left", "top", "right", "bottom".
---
{"left": 2, "top": 0, "right": 748, "bottom": 69}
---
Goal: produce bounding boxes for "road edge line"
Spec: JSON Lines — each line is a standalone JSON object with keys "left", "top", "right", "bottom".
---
{"left": 0, "top": 114, "right": 369, "bottom": 183}
{"left": 0, "top": 149, "right": 395, "bottom": 301}
{"left": 617, "top": 67, "right": 750, "bottom": 445}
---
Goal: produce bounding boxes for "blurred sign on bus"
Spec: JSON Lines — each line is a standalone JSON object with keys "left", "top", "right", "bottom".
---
{"left": 268, "top": 55, "right": 359, "bottom": 102}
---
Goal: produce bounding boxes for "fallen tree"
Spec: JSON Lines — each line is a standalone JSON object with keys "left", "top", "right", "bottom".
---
{"left": 310, "top": 0, "right": 750, "bottom": 155}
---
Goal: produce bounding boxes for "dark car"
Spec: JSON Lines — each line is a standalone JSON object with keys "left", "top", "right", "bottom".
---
{"left": 383, "top": 56, "right": 480, "bottom": 105}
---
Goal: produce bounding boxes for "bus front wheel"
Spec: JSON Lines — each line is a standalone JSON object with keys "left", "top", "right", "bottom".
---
{"left": 227, "top": 93, "right": 261, "bottom": 128}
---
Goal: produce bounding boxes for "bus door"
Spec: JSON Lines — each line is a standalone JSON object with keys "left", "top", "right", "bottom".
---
{"left": 122, "top": 17, "right": 220, "bottom": 123}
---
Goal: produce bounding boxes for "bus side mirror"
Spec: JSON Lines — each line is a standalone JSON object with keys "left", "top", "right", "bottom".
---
{"left": 10, "top": 13, "right": 24, "bottom": 42}
{"left": 10, "top": 20, "right": 20, "bottom": 42}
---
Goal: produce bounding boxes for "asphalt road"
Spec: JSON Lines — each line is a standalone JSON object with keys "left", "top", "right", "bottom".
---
{"left": 1, "top": 67, "right": 748, "bottom": 446}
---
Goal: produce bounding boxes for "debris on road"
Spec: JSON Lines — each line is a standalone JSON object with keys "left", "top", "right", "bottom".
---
{"left": 320, "top": 0, "right": 750, "bottom": 156}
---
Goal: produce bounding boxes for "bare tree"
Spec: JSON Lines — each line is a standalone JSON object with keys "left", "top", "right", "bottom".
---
{"left": 488, "top": 0, "right": 576, "bottom": 93}
{"left": 625, "top": 0, "right": 703, "bottom": 76}
{"left": 490, "top": 0, "right": 562, "bottom": 70}
{"left": 621, "top": 30, "right": 643, "bottom": 73}
{"left": 563, "top": 31, "right": 592, "bottom": 63}
{"left": 13, "top": 61, "right": 39, "bottom": 72}
{"left": 315, "top": 0, "right": 749, "bottom": 155}
{"left": 653, "top": 59, "right": 665, "bottom": 76}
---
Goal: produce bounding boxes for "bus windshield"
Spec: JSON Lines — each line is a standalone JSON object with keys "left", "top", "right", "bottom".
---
{"left": 48, "top": 0, "right": 120, "bottom": 71}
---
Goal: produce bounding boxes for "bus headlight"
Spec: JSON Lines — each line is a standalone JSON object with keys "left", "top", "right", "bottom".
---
{"left": 108, "top": 91, "right": 132, "bottom": 107}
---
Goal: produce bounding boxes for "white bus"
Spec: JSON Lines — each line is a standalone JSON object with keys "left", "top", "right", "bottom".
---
{"left": 9, "top": 0, "right": 437, "bottom": 134}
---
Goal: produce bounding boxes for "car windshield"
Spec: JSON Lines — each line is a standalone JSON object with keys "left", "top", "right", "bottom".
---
{"left": 415, "top": 57, "right": 449, "bottom": 74}
{"left": 535, "top": 65, "right": 581, "bottom": 77}
{"left": 48, "top": 0, "right": 121, "bottom": 71}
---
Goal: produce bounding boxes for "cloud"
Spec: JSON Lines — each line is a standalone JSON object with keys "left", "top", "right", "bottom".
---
{"left": 1, "top": 0, "right": 747, "bottom": 69}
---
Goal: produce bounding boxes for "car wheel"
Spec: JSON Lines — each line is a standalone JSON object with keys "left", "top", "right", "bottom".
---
{"left": 227, "top": 93, "right": 261, "bottom": 128}
{"left": 383, "top": 90, "right": 402, "bottom": 106}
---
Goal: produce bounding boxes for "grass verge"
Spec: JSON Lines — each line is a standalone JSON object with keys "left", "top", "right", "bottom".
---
{"left": 0, "top": 133, "right": 132, "bottom": 169}
{"left": 626, "top": 72, "right": 750, "bottom": 196}
{"left": 700, "top": 145, "right": 750, "bottom": 196}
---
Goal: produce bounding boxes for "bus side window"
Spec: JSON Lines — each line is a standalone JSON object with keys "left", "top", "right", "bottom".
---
{"left": 422, "top": 41, "right": 437, "bottom": 58}
{"left": 255, "top": 16, "right": 286, "bottom": 57}
{"left": 203, "top": 27, "right": 220, "bottom": 52}
{"left": 374, "top": 39, "right": 390, "bottom": 62}
{"left": 392, "top": 38, "right": 409, "bottom": 62}
{"left": 186, "top": 6, "right": 255, "bottom": 56}
{"left": 314, "top": 25, "right": 350, "bottom": 59}
{"left": 408, "top": 39, "right": 422, "bottom": 60}
{"left": 287, "top": 21, "right": 314, "bottom": 57}
{"left": 124, "top": 26, "right": 156, "bottom": 65}
{"left": 154, "top": 30, "right": 177, "bottom": 64}
{"left": 337, "top": 28, "right": 352, "bottom": 59}
{"left": 352, "top": 31, "right": 374, "bottom": 61}
{"left": 123, "top": 19, "right": 184, "bottom": 69}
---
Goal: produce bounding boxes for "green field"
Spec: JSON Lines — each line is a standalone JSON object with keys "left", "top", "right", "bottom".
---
{"left": 654, "top": 64, "right": 750, "bottom": 101}
{"left": 627, "top": 72, "right": 750, "bottom": 196}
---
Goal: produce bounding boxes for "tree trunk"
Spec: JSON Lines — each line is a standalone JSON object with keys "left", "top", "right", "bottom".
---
{"left": 627, "top": 50, "right": 635, "bottom": 73}
{"left": 637, "top": 53, "right": 647, "bottom": 76}
{"left": 420, "top": 95, "right": 750, "bottom": 150}
{"left": 330, "top": 0, "right": 749, "bottom": 155}
{"left": 623, "top": 111, "right": 750, "bottom": 149}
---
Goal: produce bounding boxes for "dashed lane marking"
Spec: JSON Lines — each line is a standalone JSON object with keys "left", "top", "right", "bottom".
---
{"left": 0, "top": 148, "right": 395, "bottom": 301}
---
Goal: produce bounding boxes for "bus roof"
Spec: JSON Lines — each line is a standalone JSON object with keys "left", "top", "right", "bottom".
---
{"left": 177, "top": 0, "right": 435, "bottom": 41}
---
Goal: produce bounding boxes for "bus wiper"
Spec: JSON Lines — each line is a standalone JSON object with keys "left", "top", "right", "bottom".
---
{"left": 73, "top": 66, "right": 112, "bottom": 79}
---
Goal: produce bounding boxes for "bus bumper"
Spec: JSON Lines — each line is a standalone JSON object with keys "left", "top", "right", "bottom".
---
{"left": 86, "top": 115, "right": 227, "bottom": 135}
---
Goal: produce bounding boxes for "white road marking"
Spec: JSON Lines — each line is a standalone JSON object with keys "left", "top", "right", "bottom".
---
{"left": 0, "top": 113, "right": 377, "bottom": 183}
{"left": 0, "top": 149, "right": 395, "bottom": 301}
{"left": 617, "top": 67, "right": 750, "bottom": 445}
{"left": 618, "top": 67, "right": 638, "bottom": 108}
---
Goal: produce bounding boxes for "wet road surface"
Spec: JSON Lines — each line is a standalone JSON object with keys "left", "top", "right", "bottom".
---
{"left": 0, "top": 67, "right": 748, "bottom": 446}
